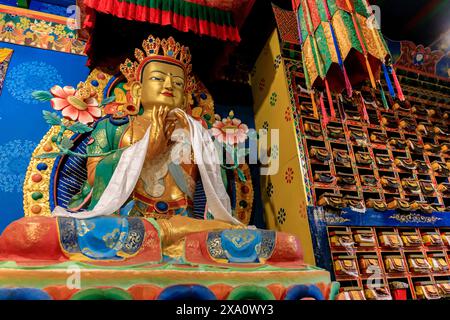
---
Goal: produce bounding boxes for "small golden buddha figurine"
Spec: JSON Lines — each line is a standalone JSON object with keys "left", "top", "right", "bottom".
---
{"left": 0, "top": 35, "right": 303, "bottom": 267}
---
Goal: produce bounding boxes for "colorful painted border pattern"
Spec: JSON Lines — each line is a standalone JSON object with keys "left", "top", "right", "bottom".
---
{"left": 0, "top": 48, "right": 12, "bottom": 95}
{"left": 0, "top": 6, "right": 86, "bottom": 55}
{"left": 0, "top": 282, "right": 338, "bottom": 300}
{"left": 0, "top": 261, "right": 337, "bottom": 299}
{"left": 284, "top": 59, "right": 314, "bottom": 206}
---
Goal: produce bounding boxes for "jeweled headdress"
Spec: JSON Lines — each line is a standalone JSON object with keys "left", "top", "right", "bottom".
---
{"left": 120, "top": 35, "right": 196, "bottom": 93}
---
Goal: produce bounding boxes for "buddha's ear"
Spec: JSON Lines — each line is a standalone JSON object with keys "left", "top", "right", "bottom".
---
{"left": 129, "top": 81, "right": 142, "bottom": 100}
{"left": 180, "top": 92, "right": 188, "bottom": 110}
{"left": 183, "top": 92, "right": 193, "bottom": 110}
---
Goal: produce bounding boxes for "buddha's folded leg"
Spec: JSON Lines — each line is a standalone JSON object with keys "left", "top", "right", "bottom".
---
{"left": 0, "top": 217, "right": 67, "bottom": 262}
{"left": 167, "top": 217, "right": 305, "bottom": 265}
{"left": 158, "top": 215, "right": 244, "bottom": 247}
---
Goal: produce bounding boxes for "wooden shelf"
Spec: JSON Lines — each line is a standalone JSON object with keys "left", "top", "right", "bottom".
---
{"left": 291, "top": 62, "right": 450, "bottom": 208}
{"left": 327, "top": 226, "right": 450, "bottom": 300}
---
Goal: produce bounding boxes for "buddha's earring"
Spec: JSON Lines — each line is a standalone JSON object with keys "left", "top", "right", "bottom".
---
{"left": 125, "top": 96, "right": 140, "bottom": 116}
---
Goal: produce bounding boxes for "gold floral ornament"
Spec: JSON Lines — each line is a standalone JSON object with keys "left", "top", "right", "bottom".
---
{"left": 1, "top": 21, "right": 25, "bottom": 43}
{"left": 103, "top": 83, "right": 140, "bottom": 118}
{"left": 50, "top": 82, "right": 101, "bottom": 124}
{"left": 188, "top": 80, "right": 215, "bottom": 129}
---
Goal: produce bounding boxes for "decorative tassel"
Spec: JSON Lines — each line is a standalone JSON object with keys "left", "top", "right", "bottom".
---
{"left": 359, "top": 92, "right": 369, "bottom": 123}
{"left": 378, "top": 81, "right": 389, "bottom": 110}
{"left": 364, "top": 56, "right": 377, "bottom": 89}
{"left": 320, "top": 92, "right": 329, "bottom": 127}
{"left": 310, "top": 91, "right": 319, "bottom": 118}
{"left": 337, "top": 94, "right": 347, "bottom": 121}
{"left": 294, "top": 9, "right": 303, "bottom": 45}
{"left": 382, "top": 63, "right": 396, "bottom": 98}
{"left": 343, "top": 67, "right": 353, "bottom": 97}
{"left": 324, "top": 79, "right": 336, "bottom": 118}
{"left": 390, "top": 66, "right": 405, "bottom": 101}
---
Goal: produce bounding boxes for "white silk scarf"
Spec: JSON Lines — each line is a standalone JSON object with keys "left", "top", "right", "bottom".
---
{"left": 52, "top": 110, "right": 242, "bottom": 225}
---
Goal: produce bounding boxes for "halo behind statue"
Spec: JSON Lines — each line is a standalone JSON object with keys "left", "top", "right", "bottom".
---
{"left": 23, "top": 68, "right": 216, "bottom": 217}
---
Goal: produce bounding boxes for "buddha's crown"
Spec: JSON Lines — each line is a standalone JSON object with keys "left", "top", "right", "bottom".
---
{"left": 120, "top": 35, "right": 195, "bottom": 92}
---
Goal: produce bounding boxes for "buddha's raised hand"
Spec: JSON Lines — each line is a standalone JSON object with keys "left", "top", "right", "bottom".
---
{"left": 169, "top": 108, "right": 189, "bottom": 130}
{"left": 146, "top": 105, "right": 175, "bottom": 158}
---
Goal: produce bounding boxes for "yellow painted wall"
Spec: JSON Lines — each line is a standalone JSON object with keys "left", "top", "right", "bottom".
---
{"left": 251, "top": 30, "right": 315, "bottom": 265}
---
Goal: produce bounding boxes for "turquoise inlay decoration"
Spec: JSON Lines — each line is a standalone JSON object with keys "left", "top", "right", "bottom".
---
{"left": 58, "top": 216, "right": 145, "bottom": 260}
{"left": 221, "top": 230, "right": 262, "bottom": 263}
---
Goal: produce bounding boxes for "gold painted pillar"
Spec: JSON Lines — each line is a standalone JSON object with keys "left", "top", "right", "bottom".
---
{"left": 251, "top": 29, "right": 315, "bottom": 265}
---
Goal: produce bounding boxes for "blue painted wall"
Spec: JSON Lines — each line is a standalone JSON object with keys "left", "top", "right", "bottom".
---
{"left": 0, "top": 1, "right": 75, "bottom": 17}
{"left": 0, "top": 1, "right": 17, "bottom": 6}
{"left": 0, "top": 42, "right": 89, "bottom": 232}
{"left": 29, "top": 1, "right": 73, "bottom": 17}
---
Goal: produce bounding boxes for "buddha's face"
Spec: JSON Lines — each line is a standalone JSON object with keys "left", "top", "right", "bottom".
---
{"left": 132, "top": 60, "right": 186, "bottom": 110}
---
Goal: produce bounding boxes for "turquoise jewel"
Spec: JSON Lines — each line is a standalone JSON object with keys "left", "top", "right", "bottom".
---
{"left": 155, "top": 201, "right": 169, "bottom": 213}
{"left": 37, "top": 163, "right": 48, "bottom": 171}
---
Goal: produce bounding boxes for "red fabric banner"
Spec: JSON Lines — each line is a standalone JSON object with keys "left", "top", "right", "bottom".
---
{"left": 82, "top": 0, "right": 241, "bottom": 65}
{"left": 184, "top": 0, "right": 234, "bottom": 11}
{"left": 83, "top": 0, "right": 241, "bottom": 42}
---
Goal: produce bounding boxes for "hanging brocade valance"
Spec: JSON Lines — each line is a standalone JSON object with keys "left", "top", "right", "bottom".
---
{"left": 83, "top": 0, "right": 241, "bottom": 42}
{"left": 295, "top": 0, "right": 390, "bottom": 92}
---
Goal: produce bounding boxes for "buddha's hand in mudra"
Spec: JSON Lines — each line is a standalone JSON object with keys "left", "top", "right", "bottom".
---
{"left": 146, "top": 106, "right": 176, "bottom": 159}
{"left": 146, "top": 106, "right": 189, "bottom": 159}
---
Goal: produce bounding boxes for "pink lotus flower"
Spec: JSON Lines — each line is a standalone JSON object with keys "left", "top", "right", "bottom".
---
{"left": 211, "top": 117, "right": 249, "bottom": 144}
{"left": 50, "top": 85, "right": 100, "bottom": 124}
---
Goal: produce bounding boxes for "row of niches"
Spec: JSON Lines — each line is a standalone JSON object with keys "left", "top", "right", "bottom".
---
{"left": 305, "top": 134, "right": 450, "bottom": 211}
{"left": 302, "top": 115, "right": 450, "bottom": 156}
{"left": 307, "top": 139, "right": 450, "bottom": 174}
{"left": 336, "top": 281, "right": 449, "bottom": 300}
{"left": 329, "top": 227, "right": 450, "bottom": 250}
{"left": 328, "top": 227, "right": 450, "bottom": 300}
{"left": 309, "top": 155, "right": 450, "bottom": 193}
{"left": 292, "top": 67, "right": 450, "bottom": 211}
{"left": 314, "top": 189, "right": 450, "bottom": 213}
{"left": 300, "top": 104, "right": 450, "bottom": 164}
{"left": 298, "top": 97, "right": 450, "bottom": 133}
{"left": 300, "top": 102, "right": 450, "bottom": 209}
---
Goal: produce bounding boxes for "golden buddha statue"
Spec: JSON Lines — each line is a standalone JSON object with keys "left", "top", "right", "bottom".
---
{"left": 0, "top": 35, "right": 303, "bottom": 267}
